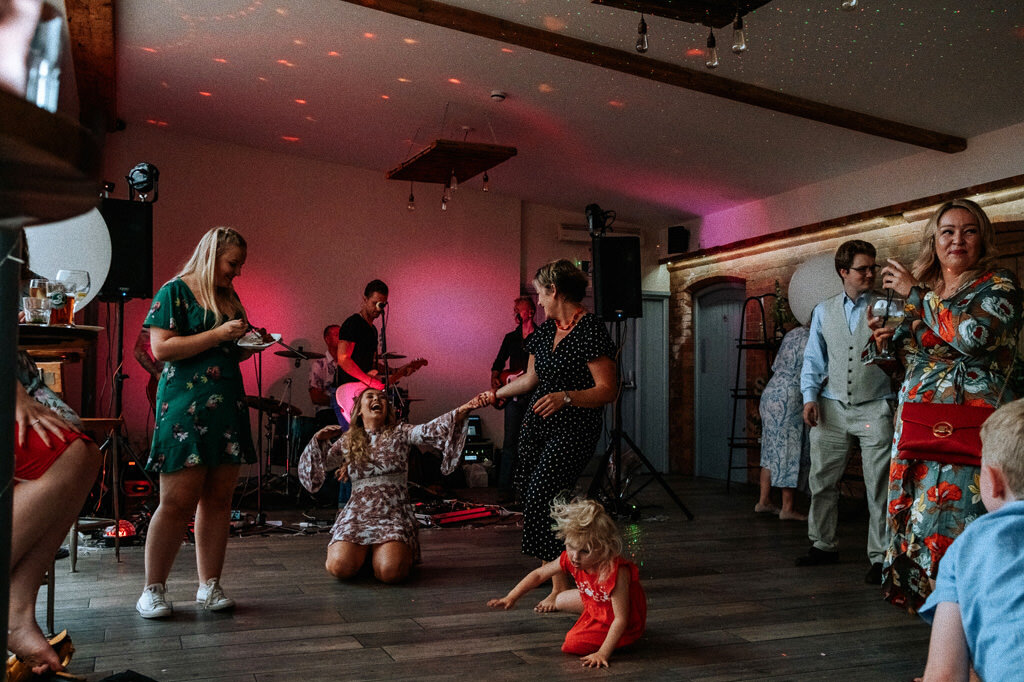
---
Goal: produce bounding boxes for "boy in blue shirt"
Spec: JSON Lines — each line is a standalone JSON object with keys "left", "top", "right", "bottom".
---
{"left": 918, "top": 397, "right": 1024, "bottom": 681}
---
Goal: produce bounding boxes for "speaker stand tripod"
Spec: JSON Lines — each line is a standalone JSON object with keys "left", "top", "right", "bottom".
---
{"left": 588, "top": 319, "right": 694, "bottom": 521}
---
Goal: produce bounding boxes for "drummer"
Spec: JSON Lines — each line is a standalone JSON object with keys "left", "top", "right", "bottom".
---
{"left": 309, "top": 324, "right": 342, "bottom": 429}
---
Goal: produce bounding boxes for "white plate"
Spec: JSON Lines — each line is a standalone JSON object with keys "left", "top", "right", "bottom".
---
{"left": 237, "top": 332, "right": 281, "bottom": 350}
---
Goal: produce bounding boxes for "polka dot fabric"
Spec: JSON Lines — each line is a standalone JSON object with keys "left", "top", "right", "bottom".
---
{"left": 517, "top": 313, "right": 616, "bottom": 561}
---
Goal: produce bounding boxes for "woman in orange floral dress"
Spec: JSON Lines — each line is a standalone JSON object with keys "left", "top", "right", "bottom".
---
{"left": 867, "top": 199, "right": 1021, "bottom": 611}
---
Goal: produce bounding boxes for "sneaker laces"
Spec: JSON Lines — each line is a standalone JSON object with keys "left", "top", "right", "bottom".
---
{"left": 202, "top": 579, "right": 223, "bottom": 608}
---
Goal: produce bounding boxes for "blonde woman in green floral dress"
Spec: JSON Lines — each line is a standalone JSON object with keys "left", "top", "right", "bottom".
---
{"left": 869, "top": 199, "right": 1021, "bottom": 612}
{"left": 136, "top": 227, "right": 256, "bottom": 619}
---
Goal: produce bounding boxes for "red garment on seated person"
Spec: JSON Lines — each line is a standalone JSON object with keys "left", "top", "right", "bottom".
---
{"left": 559, "top": 552, "right": 647, "bottom": 656}
{"left": 14, "top": 423, "right": 91, "bottom": 481}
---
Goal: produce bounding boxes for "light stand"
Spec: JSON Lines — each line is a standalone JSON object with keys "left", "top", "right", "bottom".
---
{"left": 583, "top": 209, "right": 692, "bottom": 521}
{"left": 588, "top": 318, "right": 693, "bottom": 521}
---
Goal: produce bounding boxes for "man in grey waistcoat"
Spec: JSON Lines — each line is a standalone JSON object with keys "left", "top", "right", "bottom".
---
{"left": 796, "top": 239, "right": 894, "bottom": 585}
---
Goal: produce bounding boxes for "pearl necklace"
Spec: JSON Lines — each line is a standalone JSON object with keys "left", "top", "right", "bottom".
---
{"left": 555, "top": 308, "right": 585, "bottom": 331}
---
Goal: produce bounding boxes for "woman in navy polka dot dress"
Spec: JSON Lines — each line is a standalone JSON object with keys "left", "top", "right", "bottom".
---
{"left": 484, "top": 259, "right": 617, "bottom": 612}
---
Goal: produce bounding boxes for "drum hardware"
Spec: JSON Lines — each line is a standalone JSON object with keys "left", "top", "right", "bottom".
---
{"left": 274, "top": 346, "right": 325, "bottom": 368}
{"left": 244, "top": 395, "right": 302, "bottom": 417}
{"left": 378, "top": 351, "right": 406, "bottom": 360}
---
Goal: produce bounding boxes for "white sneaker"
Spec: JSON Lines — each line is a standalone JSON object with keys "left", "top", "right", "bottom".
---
{"left": 196, "top": 577, "right": 235, "bottom": 611}
{"left": 136, "top": 583, "right": 173, "bottom": 619}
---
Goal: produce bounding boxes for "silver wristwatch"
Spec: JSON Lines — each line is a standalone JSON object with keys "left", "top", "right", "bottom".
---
{"left": 562, "top": 391, "right": 572, "bottom": 405}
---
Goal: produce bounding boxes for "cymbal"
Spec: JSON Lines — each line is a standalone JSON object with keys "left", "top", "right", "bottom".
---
{"left": 244, "top": 395, "right": 303, "bottom": 416}
{"left": 274, "top": 349, "right": 325, "bottom": 360}
{"left": 379, "top": 352, "right": 406, "bottom": 360}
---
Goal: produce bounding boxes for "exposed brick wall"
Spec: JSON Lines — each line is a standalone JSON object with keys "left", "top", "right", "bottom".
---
{"left": 667, "top": 188, "right": 1024, "bottom": 476}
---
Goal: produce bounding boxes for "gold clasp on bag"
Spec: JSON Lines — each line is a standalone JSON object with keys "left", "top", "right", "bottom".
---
{"left": 932, "top": 422, "right": 954, "bottom": 438}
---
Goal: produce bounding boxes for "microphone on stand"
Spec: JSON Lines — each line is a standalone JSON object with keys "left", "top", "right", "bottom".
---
{"left": 376, "top": 301, "right": 387, "bottom": 310}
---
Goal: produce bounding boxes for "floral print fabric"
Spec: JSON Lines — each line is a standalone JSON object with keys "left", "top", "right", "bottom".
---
{"left": 144, "top": 278, "right": 254, "bottom": 473}
{"left": 759, "top": 326, "right": 810, "bottom": 489}
{"left": 872, "top": 269, "right": 1021, "bottom": 611}
{"left": 298, "top": 409, "right": 468, "bottom": 560}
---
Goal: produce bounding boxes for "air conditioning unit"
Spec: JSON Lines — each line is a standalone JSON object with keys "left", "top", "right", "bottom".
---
{"left": 558, "top": 223, "right": 643, "bottom": 244}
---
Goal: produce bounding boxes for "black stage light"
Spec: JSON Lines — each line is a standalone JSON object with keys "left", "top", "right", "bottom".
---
{"left": 126, "top": 162, "right": 159, "bottom": 202}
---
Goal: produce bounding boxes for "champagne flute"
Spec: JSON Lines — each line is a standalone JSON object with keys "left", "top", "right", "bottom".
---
{"left": 56, "top": 269, "right": 90, "bottom": 323}
{"left": 868, "top": 290, "right": 906, "bottom": 360}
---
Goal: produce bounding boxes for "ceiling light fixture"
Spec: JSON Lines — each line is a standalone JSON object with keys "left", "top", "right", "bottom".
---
{"left": 449, "top": 168, "right": 459, "bottom": 190}
{"left": 731, "top": 13, "right": 747, "bottom": 53}
{"left": 482, "top": 171, "right": 490, "bottom": 192}
{"left": 705, "top": 28, "right": 719, "bottom": 68}
{"left": 635, "top": 14, "right": 649, "bottom": 53}
{"left": 407, "top": 182, "right": 415, "bottom": 211}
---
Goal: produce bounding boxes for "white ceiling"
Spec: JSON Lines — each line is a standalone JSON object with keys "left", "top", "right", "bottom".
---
{"left": 115, "top": 0, "right": 1024, "bottom": 227}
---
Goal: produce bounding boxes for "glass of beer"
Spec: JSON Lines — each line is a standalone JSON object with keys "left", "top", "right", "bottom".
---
{"left": 46, "top": 281, "right": 72, "bottom": 326}
{"left": 56, "top": 270, "right": 90, "bottom": 323}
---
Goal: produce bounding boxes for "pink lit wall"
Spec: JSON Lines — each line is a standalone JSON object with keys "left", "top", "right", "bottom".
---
{"left": 98, "top": 126, "right": 522, "bottom": 454}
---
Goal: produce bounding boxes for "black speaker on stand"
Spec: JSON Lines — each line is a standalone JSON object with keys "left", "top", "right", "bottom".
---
{"left": 585, "top": 205, "right": 692, "bottom": 521}
{"left": 94, "top": 198, "right": 155, "bottom": 557}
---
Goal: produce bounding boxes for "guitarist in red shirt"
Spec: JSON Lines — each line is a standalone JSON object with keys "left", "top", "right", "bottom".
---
{"left": 491, "top": 296, "right": 537, "bottom": 501}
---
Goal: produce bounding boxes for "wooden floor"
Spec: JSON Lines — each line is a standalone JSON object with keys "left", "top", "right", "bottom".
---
{"left": 44, "top": 476, "right": 929, "bottom": 681}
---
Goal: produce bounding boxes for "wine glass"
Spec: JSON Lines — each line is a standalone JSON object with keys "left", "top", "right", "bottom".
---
{"left": 56, "top": 269, "right": 90, "bottom": 323}
{"left": 868, "top": 291, "right": 906, "bottom": 360}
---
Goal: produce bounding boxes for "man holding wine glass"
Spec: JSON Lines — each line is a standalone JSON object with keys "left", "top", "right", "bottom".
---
{"left": 796, "top": 239, "right": 895, "bottom": 586}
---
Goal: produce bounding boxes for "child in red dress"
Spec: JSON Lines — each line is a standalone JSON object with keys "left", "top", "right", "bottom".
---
{"left": 487, "top": 498, "right": 647, "bottom": 668}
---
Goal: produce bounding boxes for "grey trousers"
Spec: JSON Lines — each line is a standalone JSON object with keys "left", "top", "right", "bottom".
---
{"left": 807, "top": 397, "right": 894, "bottom": 563}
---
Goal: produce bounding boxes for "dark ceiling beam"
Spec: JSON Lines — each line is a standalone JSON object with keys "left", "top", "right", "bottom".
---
{"left": 64, "top": 0, "right": 117, "bottom": 133}
{"left": 340, "top": 0, "right": 967, "bottom": 154}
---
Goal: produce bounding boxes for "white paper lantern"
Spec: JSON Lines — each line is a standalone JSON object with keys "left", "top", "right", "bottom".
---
{"left": 25, "top": 207, "right": 112, "bottom": 309}
{"left": 788, "top": 252, "right": 843, "bottom": 325}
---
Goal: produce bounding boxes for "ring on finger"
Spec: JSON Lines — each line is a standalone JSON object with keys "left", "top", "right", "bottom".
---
{"left": 30, "top": 418, "right": 41, "bottom": 425}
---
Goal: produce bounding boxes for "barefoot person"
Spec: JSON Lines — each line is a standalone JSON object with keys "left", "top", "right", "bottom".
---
{"left": 298, "top": 389, "right": 490, "bottom": 583}
{"left": 482, "top": 260, "right": 617, "bottom": 611}
{"left": 136, "top": 227, "right": 257, "bottom": 618}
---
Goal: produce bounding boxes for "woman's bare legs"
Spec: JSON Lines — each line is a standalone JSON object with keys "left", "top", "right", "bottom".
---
{"left": 194, "top": 464, "right": 240, "bottom": 583}
{"left": 144, "top": 467, "right": 207, "bottom": 585}
{"left": 778, "top": 488, "right": 807, "bottom": 520}
{"left": 754, "top": 468, "right": 780, "bottom": 514}
{"left": 326, "top": 541, "right": 369, "bottom": 579}
{"left": 9, "top": 439, "right": 101, "bottom": 674}
{"left": 372, "top": 541, "right": 413, "bottom": 584}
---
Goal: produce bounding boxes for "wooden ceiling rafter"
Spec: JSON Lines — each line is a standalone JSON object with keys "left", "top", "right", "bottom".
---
{"left": 386, "top": 140, "right": 517, "bottom": 184}
{"left": 64, "top": 0, "right": 117, "bottom": 133}
{"left": 339, "top": 0, "right": 966, "bottom": 154}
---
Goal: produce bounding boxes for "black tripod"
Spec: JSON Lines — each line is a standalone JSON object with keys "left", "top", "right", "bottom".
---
{"left": 588, "top": 318, "right": 694, "bottom": 521}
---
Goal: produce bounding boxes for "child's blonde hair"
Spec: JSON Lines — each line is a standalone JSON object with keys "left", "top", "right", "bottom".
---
{"left": 551, "top": 498, "right": 622, "bottom": 578}
{"left": 980, "top": 398, "right": 1024, "bottom": 498}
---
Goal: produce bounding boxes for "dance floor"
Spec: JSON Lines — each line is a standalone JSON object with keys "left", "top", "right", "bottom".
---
{"left": 46, "top": 476, "right": 929, "bottom": 681}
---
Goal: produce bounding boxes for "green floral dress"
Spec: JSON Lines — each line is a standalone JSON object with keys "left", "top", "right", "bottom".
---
{"left": 144, "top": 278, "right": 255, "bottom": 474}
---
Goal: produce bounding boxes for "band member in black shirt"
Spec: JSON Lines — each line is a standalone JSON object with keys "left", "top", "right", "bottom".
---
{"left": 491, "top": 296, "right": 537, "bottom": 498}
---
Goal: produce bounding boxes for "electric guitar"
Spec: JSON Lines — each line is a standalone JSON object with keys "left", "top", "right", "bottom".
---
{"left": 334, "top": 358, "right": 428, "bottom": 423}
{"left": 493, "top": 370, "right": 524, "bottom": 410}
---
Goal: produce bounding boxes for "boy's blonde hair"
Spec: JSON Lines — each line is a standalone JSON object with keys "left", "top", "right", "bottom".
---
{"left": 980, "top": 398, "right": 1024, "bottom": 498}
{"left": 551, "top": 498, "right": 622, "bottom": 577}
